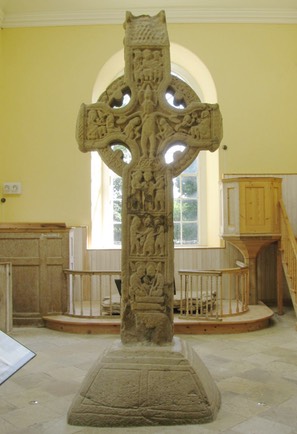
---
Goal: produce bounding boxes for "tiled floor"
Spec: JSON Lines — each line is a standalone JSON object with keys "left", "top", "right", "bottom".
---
{"left": 1, "top": 308, "right": 297, "bottom": 434}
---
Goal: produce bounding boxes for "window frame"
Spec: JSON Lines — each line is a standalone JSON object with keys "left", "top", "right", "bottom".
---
{"left": 89, "top": 44, "right": 220, "bottom": 249}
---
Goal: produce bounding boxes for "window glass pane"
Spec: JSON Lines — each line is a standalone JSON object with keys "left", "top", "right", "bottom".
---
{"left": 182, "top": 223, "right": 198, "bottom": 244}
{"left": 113, "top": 224, "right": 122, "bottom": 244}
{"left": 181, "top": 176, "right": 197, "bottom": 198}
{"left": 113, "top": 176, "right": 122, "bottom": 199}
{"left": 173, "top": 177, "right": 181, "bottom": 199}
{"left": 113, "top": 201, "right": 122, "bottom": 222}
{"left": 183, "top": 158, "right": 198, "bottom": 174}
{"left": 174, "top": 223, "right": 181, "bottom": 244}
{"left": 173, "top": 200, "right": 181, "bottom": 221}
{"left": 182, "top": 200, "right": 197, "bottom": 221}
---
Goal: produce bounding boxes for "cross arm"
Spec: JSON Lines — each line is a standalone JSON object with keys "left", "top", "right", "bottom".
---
{"left": 157, "top": 101, "right": 223, "bottom": 176}
{"left": 76, "top": 99, "right": 143, "bottom": 176}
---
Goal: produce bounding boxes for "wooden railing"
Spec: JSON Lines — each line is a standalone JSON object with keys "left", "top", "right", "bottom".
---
{"left": 64, "top": 270, "right": 121, "bottom": 318}
{"left": 178, "top": 265, "right": 249, "bottom": 320}
{"left": 64, "top": 265, "right": 249, "bottom": 321}
{"left": 279, "top": 199, "right": 297, "bottom": 315}
{"left": 0, "top": 262, "right": 13, "bottom": 332}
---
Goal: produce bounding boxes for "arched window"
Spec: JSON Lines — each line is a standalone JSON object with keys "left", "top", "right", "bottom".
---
{"left": 90, "top": 44, "right": 220, "bottom": 248}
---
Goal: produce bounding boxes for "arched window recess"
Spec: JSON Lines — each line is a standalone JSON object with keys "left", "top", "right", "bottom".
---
{"left": 90, "top": 44, "right": 220, "bottom": 249}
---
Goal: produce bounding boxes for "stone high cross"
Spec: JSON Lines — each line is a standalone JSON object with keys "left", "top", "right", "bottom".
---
{"left": 76, "top": 11, "right": 222, "bottom": 345}
{"left": 70, "top": 12, "right": 222, "bottom": 427}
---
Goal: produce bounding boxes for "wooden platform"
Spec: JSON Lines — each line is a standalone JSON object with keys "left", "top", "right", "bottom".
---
{"left": 43, "top": 304, "right": 274, "bottom": 335}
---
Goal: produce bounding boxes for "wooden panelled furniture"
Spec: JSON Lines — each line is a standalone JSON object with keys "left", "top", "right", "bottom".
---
{"left": 0, "top": 262, "right": 12, "bottom": 332}
{"left": 0, "top": 223, "right": 69, "bottom": 326}
{"left": 221, "top": 177, "right": 282, "bottom": 306}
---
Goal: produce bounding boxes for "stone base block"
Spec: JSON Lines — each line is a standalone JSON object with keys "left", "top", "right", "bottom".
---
{"left": 68, "top": 337, "right": 221, "bottom": 427}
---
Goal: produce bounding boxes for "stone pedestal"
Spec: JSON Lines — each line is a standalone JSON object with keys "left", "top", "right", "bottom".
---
{"left": 68, "top": 337, "right": 221, "bottom": 427}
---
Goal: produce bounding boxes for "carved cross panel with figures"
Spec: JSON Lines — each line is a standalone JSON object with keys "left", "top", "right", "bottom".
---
{"left": 76, "top": 11, "right": 223, "bottom": 344}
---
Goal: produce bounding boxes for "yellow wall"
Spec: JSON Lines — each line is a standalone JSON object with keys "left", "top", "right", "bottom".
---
{"left": 1, "top": 22, "right": 297, "bottom": 227}
{"left": 0, "top": 29, "right": 3, "bottom": 179}
{"left": 167, "top": 23, "right": 297, "bottom": 175}
{"left": 1, "top": 25, "right": 123, "bottom": 226}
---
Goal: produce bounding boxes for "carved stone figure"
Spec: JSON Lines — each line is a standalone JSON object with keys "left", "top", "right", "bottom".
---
{"left": 129, "top": 262, "right": 147, "bottom": 298}
{"left": 130, "top": 215, "right": 141, "bottom": 254}
{"left": 154, "top": 173, "right": 165, "bottom": 211}
{"left": 154, "top": 216, "right": 165, "bottom": 256}
{"left": 150, "top": 262, "right": 165, "bottom": 296}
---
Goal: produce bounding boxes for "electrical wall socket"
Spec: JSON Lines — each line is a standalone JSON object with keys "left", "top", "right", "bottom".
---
{"left": 3, "top": 182, "right": 22, "bottom": 194}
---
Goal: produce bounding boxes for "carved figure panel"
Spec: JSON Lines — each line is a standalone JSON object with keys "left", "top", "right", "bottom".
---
{"left": 129, "top": 214, "right": 166, "bottom": 257}
{"left": 129, "top": 261, "right": 166, "bottom": 311}
{"left": 129, "top": 169, "right": 167, "bottom": 213}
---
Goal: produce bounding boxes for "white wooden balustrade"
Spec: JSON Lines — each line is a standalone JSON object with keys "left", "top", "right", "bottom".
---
{"left": 64, "top": 265, "right": 249, "bottom": 320}
{"left": 177, "top": 266, "right": 249, "bottom": 319}
{"left": 64, "top": 270, "right": 121, "bottom": 317}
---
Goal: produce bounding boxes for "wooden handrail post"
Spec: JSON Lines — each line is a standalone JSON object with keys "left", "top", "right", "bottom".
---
{"left": 277, "top": 239, "right": 284, "bottom": 315}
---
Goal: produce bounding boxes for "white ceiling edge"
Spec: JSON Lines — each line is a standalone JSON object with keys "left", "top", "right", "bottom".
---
{"left": 1, "top": 8, "right": 297, "bottom": 28}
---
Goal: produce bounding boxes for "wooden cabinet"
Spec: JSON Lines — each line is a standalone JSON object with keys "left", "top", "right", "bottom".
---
{"left": 221, "top": 177, "right": 282, "bottom": 305}
{"left": 0, "top": 223, "right": 69, "bottom": 326}
{"left": 221, "top": 177, "right": 282, "bottom": 236}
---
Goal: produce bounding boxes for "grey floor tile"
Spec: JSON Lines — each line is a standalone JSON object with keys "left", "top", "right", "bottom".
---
{"left": 1, "top": 308, "right": 297, "bottom": 433}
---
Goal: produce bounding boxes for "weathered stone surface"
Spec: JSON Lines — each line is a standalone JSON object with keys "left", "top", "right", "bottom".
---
{"left": 76, "top": 10, "right": 222, "bottom": 344}
{"left": 68, "top": 337, "right": 221, "bottom": 427}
